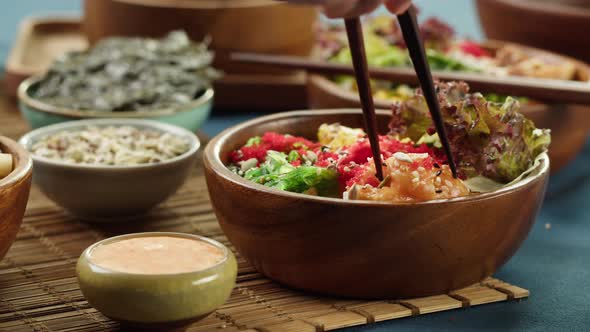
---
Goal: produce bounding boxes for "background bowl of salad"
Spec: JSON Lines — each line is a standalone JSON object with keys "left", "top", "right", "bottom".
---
{"left": 0, "top": 136, "right": 33, "bottom": 262}
{"left": 477, "top": 0, "right": 590, "bottom": 64}
{"left": 309, "top": 15, "right": 590, "bottom": 172}
{"left": 203, "top": 103, "right": 550, "bottom": 298}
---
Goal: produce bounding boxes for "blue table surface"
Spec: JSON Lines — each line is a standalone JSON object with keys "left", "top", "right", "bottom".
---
{"left": 3, "top": 1, "right": 590, "bottom": 331}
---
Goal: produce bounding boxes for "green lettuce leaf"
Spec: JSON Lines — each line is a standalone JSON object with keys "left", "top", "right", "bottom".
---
{"left": 426, "top": 49, "right": 478, "bottom": 72}
{"left": 389, "top": 82, "right": 551, "bottom": 183}
{"left": 331, "top": 32, "right": 408, "bottom": 67}
{"left": 244, "top": 151, "right": 339, "bottom": 196}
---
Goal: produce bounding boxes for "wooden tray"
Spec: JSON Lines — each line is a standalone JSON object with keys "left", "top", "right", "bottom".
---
{"left": 4, "top": 16, "right": 308, "bottom": 111}
{"left": 0, "top": 101, "right": 529, "bottom": 332}
{"left": 4, "top": 16, "right": 88, "bottom": 100}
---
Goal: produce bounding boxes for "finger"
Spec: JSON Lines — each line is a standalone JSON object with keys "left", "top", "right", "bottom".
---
{"left": 322, "top": 0, "right": 360, "bottom": 18}
{"left": 344, "top": 0, "right": 384, "bottom": 17}
{"left": 324, "top": 0, "right": 384, "bottom": 18}
{"left": 384, "top": 0, "right": 412, "bottom": 14}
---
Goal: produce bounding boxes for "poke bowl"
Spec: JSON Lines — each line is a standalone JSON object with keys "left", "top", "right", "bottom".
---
{"left": 0, "top": 136, "right": 33, "bottom": 261}
{"left": 19, "top": 119, "right": 200, "bottom": 221}
{"left": 204, "top": 84, "right": 550, "bottom": 298}
{"left": 309, "top": 15, "right": 590, "bottom": 172}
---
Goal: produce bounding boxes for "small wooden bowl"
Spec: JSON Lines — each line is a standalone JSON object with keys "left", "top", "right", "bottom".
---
{"left": 477, "top": 0, "right": 590, "bottom": 63}
{"left": 0, "top": 137, "right": 33, "bottom": 261}
{"left": 307, "top": 42, "right": 590, "bottom": 172}
{"left": 203, "top": 109, "right": 549, "bottom": 299}
{"left": 83, "top": 0, "right": 318, "bottom": 73}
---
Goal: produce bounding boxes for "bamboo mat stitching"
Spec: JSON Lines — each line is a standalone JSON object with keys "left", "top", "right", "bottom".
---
{"left": 1, "top": 224, "right": 110, "bottom": 329}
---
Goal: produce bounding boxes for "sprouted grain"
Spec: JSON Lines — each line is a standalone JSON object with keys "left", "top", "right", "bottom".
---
{"left": 31, "top": 126, "right": 190, "bottom": 166}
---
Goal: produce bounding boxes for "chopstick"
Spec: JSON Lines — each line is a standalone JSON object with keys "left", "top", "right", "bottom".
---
{"left": 344, "top": 17, "right": 384, "bottom": 181}
{"left": 397, "top": 7, "right": 458, "bottom": 178}
{"left": 230, "top": 53, "right": 590, "bottom": 106}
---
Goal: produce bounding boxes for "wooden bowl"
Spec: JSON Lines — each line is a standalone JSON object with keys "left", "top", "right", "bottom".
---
{"left": 203, "top": 109, "right": 549, "bottom": 299}
{"left": 307, "top": 42, "right": 590, "bottom": 172}
{"left": 477, "top": 0, "right": 590, "bottom": 63}
{"left": 0, "top": 137, "right": 33, "bottom": 261}
{"left": 83, "top": 0, "right": 318, "bottom": 73}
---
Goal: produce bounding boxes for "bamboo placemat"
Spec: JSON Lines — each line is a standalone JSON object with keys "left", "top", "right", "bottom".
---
{"left": 0, "top": 100, "right": 529, "bottom": 332}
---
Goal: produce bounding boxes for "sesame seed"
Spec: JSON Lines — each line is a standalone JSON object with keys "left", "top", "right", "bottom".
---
{"left": 393, "top": 152, "right": 413, "bottom": 163}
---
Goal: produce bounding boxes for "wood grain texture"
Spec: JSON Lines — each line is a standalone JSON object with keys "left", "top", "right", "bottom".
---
{"left": 0, "top": 137, "right": 33, "bottom": 261}
{"left": 203, "top": 109, "right": 549, "bottom": 299}
{"left": 83, "top": 0, "right": 318, "bottom": 73}
{"left": 477, "top": 0, "right": 590, "bottom": 63}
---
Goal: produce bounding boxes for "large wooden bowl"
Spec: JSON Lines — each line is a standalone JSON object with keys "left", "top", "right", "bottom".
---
{"left": 83, "top": 0, "right": 318, "bottom": 73}
{"left": 203, "top": 109, "right": 549, "bottom": 299}
{"left": 307, "top": 43, "right": 590, "bottom": 172}
{"left": 0, "top": 137, "right": 33, "bottom": 261}
{"left": 477, "top": 0, "right": 590, "bottom": 63}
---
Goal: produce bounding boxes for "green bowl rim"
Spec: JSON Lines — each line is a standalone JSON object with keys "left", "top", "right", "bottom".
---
{"left": 18, "top": 75, "right": 214, "bottom": 119}
{"left": 81, "top": 232, "right": 232, "bottom": 278}
{"left": 18, "top": 118, "right": 201, "bottom": 171}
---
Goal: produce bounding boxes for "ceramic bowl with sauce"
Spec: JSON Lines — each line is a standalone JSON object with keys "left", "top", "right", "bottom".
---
{"left": 203, "top": 109, "right": 549, "bottom": 299}
{"left": 0, "top": 137, "right": 33, "bottom": 261}
{"left": 77, "top": 232, "right": 237, "bottom": 327}
{"left": 19, "top": 119, "right": 200, "bottom": 221}
{"left": 18, "top": 76, "right": 214, "bottom": 133}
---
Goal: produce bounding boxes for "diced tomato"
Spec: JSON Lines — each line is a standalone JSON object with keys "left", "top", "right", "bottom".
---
{"left": 261, "top": 132, "right": 319, "bottom": 152}
{"left": 334, "top": 136, "right": 446, "bottom": 188}
{"left": 229, "top": 132, "right": 320, "bottom": 164}
{"left": 459, "top": 40, "right": 490, "bottom": 58}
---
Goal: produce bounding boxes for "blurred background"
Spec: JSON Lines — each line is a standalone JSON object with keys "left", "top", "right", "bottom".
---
{"left": 0, "top": 0, "right": 483, "bottom": 61}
